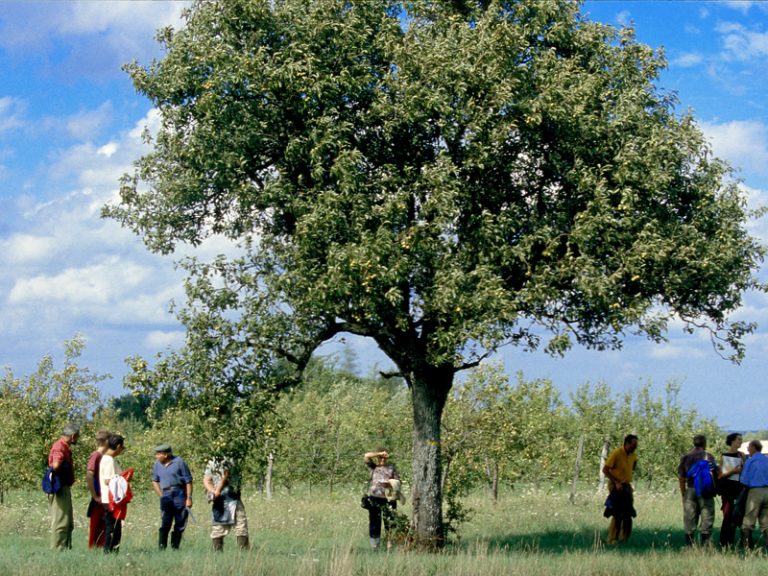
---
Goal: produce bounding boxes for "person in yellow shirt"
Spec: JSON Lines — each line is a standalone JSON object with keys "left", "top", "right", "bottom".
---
{"left": 602, "top": 434, "right": 638, "bottom": 544}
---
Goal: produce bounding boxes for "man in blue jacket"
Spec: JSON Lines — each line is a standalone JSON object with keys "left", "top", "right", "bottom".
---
{"left": 740, "top": 440, "right": 768, "bottom": 550}
{"left": 151, "top": 444, "right": 193, "bottom": 550}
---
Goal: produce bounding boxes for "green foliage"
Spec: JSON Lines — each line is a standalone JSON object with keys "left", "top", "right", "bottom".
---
{"left": 107, "top": 0, "right": 763, "bottom": 367}
{"left": 272, "top": 359, "right": 411, "bottom": 493}
{"left": 0, "top": 336, "right": 106, "bottom": 495}
{"left": 107, "top": 390, "right": 182, "bottom": 428}
{"left": 568, "top": 380, "right": 721, "bottom": 488}
{"left": 442, "top": 363, "right": 721, "bottom": 501}
{"left": 443, "top": 363, "right": 572, "bottom": 499}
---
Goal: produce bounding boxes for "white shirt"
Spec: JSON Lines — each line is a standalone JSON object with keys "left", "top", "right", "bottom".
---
{"left": 99, "top": 454, "right": 122, "bottom": 505}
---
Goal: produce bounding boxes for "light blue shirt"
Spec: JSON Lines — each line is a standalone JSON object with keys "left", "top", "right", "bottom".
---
{"left": 741, "top": 452, "right": 768, "bottom": 488}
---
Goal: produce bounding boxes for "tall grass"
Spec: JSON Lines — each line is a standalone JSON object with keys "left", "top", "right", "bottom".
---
{"left": 1, "top": 484, "right": 767, "bottom": 575}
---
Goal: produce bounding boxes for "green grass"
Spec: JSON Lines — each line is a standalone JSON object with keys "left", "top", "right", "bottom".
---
{"left": 2, "top": 485, "right": 768, "bottom": 575}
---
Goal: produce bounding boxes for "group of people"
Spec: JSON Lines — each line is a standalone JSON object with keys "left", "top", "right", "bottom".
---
{"left": 45, "top": 425, "right": 249, "bottom": 553}
{"left": 602, "top": 432, "right": 768, "bottom": 550}
{"left": 47, "top": 426, "right": 768, "bottom": 553}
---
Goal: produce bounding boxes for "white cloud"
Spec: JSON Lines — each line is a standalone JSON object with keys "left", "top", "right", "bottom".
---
{"left": 716, "top": 21, "right": 768, "bottom": 61}
{"left": 671, "top": 52, "right": 704, "bottom": 68}
{"left": 0, "top": 109, "right": 180, "bottom": 335}
{"left": 739, "top": 182, "right": 768, "bottom": 245}
{"left": 144, "top": 330, "right": 186, "bottom": 350}
{"left": 720, "top": 1, "right": 768, "bottom": 15}
{"left": 98, "top": 142, "right": 119, "bottom": 158}
{"left": 700, "top": 119, "right": 768, "bottom": 176}
{"left": 684, "top": 24, "right": 702, "bottom": 35}
{"left": 615, "top": 10, "right": 631, "bottom": 27}
{"left": 59, "top": 2, "right": 187, "bottom": 36}
{"left": 0, "top": 97, "right": 26, "bottom": 134}
{"left": 743, "top": 332, "right": 768, "bottom": 354}
{"left": 0, "top": 2, "right": 188, "bottom": 48}
{"left": 733, "top": 293, "right": 768, "bottom": 327}
{"left": 0, "top": 234, "right": 57, "bottom": 264}
{"left": 0, "top": 104, "right": 246, "bottom": 376}
{"left": 64, "top": 102, "right": 114, "bottom": 141}
{"left": 648, "top": 342, "right": 707, "bottom": 360}
{"left": 0, "top": 2, "right": 189, "bottom": 82}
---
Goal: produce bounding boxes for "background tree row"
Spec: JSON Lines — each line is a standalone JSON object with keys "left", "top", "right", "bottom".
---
{"left": 0, "top": 341, "right": 722, "bottom": 504}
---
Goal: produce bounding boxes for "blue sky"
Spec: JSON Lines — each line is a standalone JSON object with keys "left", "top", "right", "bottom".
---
{"left": 0, "top": 1, "right": 767, "bottom": 430}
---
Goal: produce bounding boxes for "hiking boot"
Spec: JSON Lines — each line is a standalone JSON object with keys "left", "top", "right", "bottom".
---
{"left": 212, "top": 537, "right": 224, "bottom": 552}
{"left": 158, "top": 529, "right": 169, "bottom": 550}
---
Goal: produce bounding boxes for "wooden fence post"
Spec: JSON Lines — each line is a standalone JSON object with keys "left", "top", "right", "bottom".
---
{"left": 598, "top": 440, "right": 610, "bottom": 493}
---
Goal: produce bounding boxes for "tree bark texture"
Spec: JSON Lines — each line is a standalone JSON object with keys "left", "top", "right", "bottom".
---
{"left": 409, "top": 368, "right": 452, "bottom": 549}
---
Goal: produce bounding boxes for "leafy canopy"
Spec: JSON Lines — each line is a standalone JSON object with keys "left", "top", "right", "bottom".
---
{"left": 107, "top": 0, "right": 764, "bottom": 379}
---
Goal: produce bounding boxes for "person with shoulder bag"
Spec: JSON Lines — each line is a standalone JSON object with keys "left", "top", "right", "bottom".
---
{"left": 363, "top": 448, "right": 401, "bottom": 550}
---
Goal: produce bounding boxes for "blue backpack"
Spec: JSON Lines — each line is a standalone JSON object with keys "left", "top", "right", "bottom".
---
{"left": 687, "top": 458, "right": 716, "bottom": 498}
{"left": 41, "top": 466, "right": 62, "bottom": 495}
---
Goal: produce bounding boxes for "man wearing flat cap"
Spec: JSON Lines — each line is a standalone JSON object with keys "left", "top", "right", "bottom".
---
{"left": 151, "top": 444, "right": 193, "bottom": 550}
{"left": 47, "top": 424, "right": 80, "bottom": 550}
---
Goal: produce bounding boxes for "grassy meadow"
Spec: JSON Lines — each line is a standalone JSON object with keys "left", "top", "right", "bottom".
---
{"left": 1, "top": 483, "right": 768, "bottom": 576}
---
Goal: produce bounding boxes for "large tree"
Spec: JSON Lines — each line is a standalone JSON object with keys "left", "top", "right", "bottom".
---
{"left": 107, "top": 0, "right": 764, "bottom": 547}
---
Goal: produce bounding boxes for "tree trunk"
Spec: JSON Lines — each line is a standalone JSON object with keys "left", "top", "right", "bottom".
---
{"left": 569, "top": 434, "right": 585, "bottom": 504}
{"left": 490, "top": 461, "right": 499, "bottom": 503}
{"left": 265, "top": 451, "right": 274, "bottom": 500}
{"left": 483, "top": 458, "right": 499, "bottom": 502}
{"left": 409, "top": 367, "right": 453, "bottom": 550}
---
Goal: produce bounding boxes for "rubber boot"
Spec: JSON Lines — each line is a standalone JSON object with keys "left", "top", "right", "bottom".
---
{"left": 170, "top": 531, "right": 183, "bottom": 550}
{"left": 237, "top": 535, "right": 250, "bottom": 550}
{"left": 212, "top": 537, "right": 224, "bottom": 552}
{"left": 741, "top": 529, "right": 754, "bottom": 550}
{"left": 370, "top": 537, "right": 381, "bottom": 549}
{"left": 158, "top": 529, "right": 169, "bottom": 550}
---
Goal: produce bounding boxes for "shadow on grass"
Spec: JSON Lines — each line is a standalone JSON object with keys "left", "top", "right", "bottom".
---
{"left": 460, "top": 527, "right": 726, "bottom": 555}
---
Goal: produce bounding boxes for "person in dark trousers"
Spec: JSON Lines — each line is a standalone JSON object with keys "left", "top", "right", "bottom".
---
{"left": 364, "top": 448, "right": 400, "bottom": 550}
{"left": 678, "top": 434, "right": 718, "bottom": 547}
{"left": 718, "top": 432, "right": 746, "bottom": 548}
{"left": 151, "top": 444, "right": 193, "bottom": 550}
{"left": 602, "top": 434, "right": 638, "bottom": 544}
{"left": 99, "top": 434, "right": 126, "bottom": 554}
{"left": 86, "top": 429, "right": 109, "bottom": 549}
